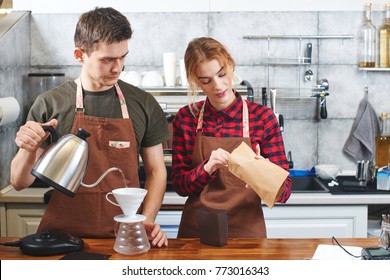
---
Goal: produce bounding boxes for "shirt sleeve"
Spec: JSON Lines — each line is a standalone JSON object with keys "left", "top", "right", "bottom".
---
{"left": 171, "top": 106, "right": 216, "bottom": 196}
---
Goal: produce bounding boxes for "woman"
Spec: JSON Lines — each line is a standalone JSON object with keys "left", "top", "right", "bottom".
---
{"left": 172, "top": 37, "right": 292, "bottom": 238}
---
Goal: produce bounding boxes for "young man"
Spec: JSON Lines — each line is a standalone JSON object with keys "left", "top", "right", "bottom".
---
{"left": 10, "top": 7, "right": 169, "bottom": 247}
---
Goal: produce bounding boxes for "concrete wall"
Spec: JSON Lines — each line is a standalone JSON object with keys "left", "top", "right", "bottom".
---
{"left": 0, "top": 12, "right": 30, "bottom": 188}
{"left": 1, "top": 9, "right": 390, "bottom": 188}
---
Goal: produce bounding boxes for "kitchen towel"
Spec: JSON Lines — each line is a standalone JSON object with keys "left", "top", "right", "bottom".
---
{"left": 343, "top": 94, "right": 379, "bottom": 162}
{"left": 228, "top": 142, "right": 289, "bottom": 208}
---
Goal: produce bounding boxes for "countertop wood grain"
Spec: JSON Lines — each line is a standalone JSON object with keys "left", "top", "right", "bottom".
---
{"left": 0, "top": 237, "right": 378, "bottom": 260}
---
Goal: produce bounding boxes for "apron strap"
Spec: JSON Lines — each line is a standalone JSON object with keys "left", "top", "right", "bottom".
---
{"left": 75, "top": 78, "right": 130, "bottom": 119}
{"left": 197, "top": 97, "right": 250, "bottom": 138}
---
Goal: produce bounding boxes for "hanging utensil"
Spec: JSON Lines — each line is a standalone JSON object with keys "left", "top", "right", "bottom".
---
{"left": 304, "top": 43, "right": 313, "bottom": 81}
{"left": 312, "top": 79, "right": 330, "bottom": 119}
{"left": 261, "top": 87, "right": 267, "bottom": 106}
{"left": 270, "top": 89, "right": 284, "bottom": 131}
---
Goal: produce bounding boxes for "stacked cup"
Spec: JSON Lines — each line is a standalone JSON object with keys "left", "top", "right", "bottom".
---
{"left": 163, "top": 52, "right": 176, "bottom": 87}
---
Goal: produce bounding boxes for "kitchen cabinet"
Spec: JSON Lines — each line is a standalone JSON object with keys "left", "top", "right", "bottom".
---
{"left": 0, "top": 186, "right": 47, "bottom": 237}
{"left": 263, "top": 205, "right": 367, "bottom": 238}
{"left": 3, "top": 204, "right": 45, "bottom": 237}
{"left": 156, "top": 205, "right": 367, "bottom": 239}
{"left": 2, "top": 186, "right": 388, "bottom": 238}
{"left": 154, "top": 210, "right": 182, "bottom": 238}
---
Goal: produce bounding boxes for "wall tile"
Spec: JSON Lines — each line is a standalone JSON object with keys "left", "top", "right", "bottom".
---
{"left": 1, "top": 10, "right": 390, "bottom": 187}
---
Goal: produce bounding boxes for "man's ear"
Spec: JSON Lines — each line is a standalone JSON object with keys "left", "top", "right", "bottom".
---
{"left": 74, "top": 48, "right": 84, "bottom": 62}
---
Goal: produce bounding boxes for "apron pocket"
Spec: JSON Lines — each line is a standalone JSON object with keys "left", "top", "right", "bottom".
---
{"left": 107, "top": 140, "right": 134, "bottom": 166}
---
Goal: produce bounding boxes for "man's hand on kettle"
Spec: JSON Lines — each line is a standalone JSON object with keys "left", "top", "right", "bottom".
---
{"left": 144, "top": 223, "right": 168, "bottom": 247}
{"left": 15, "top": 119, "right": 58, "bottom": 152}
{"left": 204, "top": 148, "right": 230, "bottom": 175}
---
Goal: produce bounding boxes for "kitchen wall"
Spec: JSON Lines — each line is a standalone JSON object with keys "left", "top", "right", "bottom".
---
{"left": 0, "top": 12, "right": 29, "bottom": 188}
{"left": 1, "top": 5, "right": 390, "bottom": 188}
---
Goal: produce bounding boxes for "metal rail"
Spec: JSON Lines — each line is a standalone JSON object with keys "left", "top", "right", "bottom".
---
{"left": 243, "top": 35, "right": 354, "bottom": 40}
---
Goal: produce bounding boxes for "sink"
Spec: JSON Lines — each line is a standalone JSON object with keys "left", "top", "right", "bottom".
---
{"left": 291, "top": 176, "right": 329, "bottom": 193}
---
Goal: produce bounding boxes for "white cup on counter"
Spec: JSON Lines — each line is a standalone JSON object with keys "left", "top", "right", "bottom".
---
{"left": 163, "top": 52, "right": 176, "bottom": 86}
{"left": 120, "top": 71, "right": 142, "bottom": 86}
{"left": 141, "top": 71, "right": 164, "bottom": 87}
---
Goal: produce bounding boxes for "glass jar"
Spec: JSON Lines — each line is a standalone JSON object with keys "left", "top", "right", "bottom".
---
{"left": 378, "top": 215, "right": 390, "bottom": 249}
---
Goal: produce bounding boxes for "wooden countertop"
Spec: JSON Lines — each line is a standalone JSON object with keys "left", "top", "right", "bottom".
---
{"left": 0, "top": 237, "right": 378, "bottom": 260}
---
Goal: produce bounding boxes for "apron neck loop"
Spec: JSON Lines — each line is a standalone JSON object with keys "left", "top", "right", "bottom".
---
{"left": 75, "top": 78, "right": 129, "bottom": 119}
{"left": 197, "top": 98, "right": 250, "bottom": 137}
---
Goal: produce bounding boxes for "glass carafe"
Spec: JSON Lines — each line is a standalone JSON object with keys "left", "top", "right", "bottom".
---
{"left": 114, "top": 221, "right": 150, "bottom": 255}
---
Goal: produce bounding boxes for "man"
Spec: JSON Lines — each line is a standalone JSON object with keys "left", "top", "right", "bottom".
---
{"left": 10, "top": 7, "right": 169, "bottom": 247}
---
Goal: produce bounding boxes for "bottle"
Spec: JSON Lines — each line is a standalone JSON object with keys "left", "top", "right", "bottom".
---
{"left": 378, "top": 214, "right": 390, "bottom": 249}
{"left": 375, "top": 112, "right": 390, "bottom": 168}
{"left": 379, "top": 3, "right": 390, "bottom": 68}
{"left": 359, "top": 2, "right": 377, "bottom": 67}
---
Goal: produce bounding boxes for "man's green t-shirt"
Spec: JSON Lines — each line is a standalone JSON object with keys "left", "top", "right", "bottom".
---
{"left": 27, "top": 79, "right": 170, "bottom": 152}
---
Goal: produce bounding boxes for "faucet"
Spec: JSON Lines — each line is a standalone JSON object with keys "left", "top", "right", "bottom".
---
{"left": 312, "top": 79, "right": 329, "bottom": 119}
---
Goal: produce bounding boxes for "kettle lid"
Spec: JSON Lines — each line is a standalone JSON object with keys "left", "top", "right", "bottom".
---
{"left": 75, "top": 128, "right": 90, "bottom": 140}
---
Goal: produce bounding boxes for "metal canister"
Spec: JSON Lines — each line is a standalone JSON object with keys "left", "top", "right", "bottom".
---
{"left": 356, "top": 160, "right": 375, "bottom": 182}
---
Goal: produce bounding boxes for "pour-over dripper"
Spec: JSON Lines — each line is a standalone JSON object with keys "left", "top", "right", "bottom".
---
{"left": 106, "top": 187, "right": 150, "bottom": 255}
{"left": 106, "top": 188, "right": 148, "bottom": 221}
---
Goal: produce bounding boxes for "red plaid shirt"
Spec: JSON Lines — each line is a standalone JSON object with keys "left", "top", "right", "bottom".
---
{"left": 172, "top": 94, "right": 291, "bottom": 203}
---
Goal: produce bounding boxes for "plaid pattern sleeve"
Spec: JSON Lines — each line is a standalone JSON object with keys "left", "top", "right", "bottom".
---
{"left": 171, "top": 102, "right": 216, "bottom": 196}
{"left": 171, "top": 96, "right": 291, "bottom": 202}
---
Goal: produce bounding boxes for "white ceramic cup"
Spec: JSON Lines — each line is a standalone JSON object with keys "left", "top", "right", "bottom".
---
{"left": 123, "top": 71, "right": 142, "bottom": 86}
{"left": 179, "top": 58, "right": 187, "bottom": 86}
{"left": 141, "top": 71, "right": 164, "bottom": 87}
{"left": 106, "top": 188, "right": 147, "bottom": 217}
{"left": 163, "top": 52, "right": 176, "bottom": 86}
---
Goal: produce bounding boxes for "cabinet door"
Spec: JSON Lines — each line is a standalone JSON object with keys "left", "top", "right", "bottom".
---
{"left": 263, "top": 205, "right": 368, "bottom": 238}
{"left": 155, "top": 210, "right": 182, "bottom": 238}
{"left": 6, "top": 204, "right": 45, "bottom": 237}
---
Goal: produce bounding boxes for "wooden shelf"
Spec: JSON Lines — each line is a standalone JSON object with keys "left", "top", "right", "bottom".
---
{"left": 142, "top": 85, "right": 248, "bottom": 95}
{"left": 243, "top": 35, "right": 354, "bottom": 40}
{"left": 359, "top": 67, "right": 390, "bottom": 71}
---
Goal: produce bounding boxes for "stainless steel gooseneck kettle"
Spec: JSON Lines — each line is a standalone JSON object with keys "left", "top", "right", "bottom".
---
{"left": 31, "top": 126, "right": 91, "bottom": 197}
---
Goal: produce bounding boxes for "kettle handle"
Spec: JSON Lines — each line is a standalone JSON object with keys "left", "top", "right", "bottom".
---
{"left": 41, "top": 126, "right": 61, "bottom": 143}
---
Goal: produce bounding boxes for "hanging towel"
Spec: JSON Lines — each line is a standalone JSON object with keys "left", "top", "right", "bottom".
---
{"left": 343, "top": 94, "right": 380, "bottom": 162}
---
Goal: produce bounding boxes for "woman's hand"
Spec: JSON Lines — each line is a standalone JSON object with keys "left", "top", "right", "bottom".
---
{"left": 254, "top": 143, "right": 261, "bottom": 158}
{"left": 245, "top": 144, "right": 262, "bottom": 189}
{"left": 203, "top": 148, "right": 230, "bottom": 175}
{"left": 144, "top": 223, "right": 168, "bottom": 247}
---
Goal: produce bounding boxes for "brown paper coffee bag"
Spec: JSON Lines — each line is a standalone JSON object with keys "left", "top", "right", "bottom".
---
{"left": 228, "top": 142, "right": 289, "bottom": 208}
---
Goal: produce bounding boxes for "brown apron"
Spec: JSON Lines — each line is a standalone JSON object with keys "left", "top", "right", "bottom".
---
{"left": 177, "top": 100, "right": 266, "bottom": 238}
{"left": 38, "top": 79, "right": 140, "bottom": 238}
